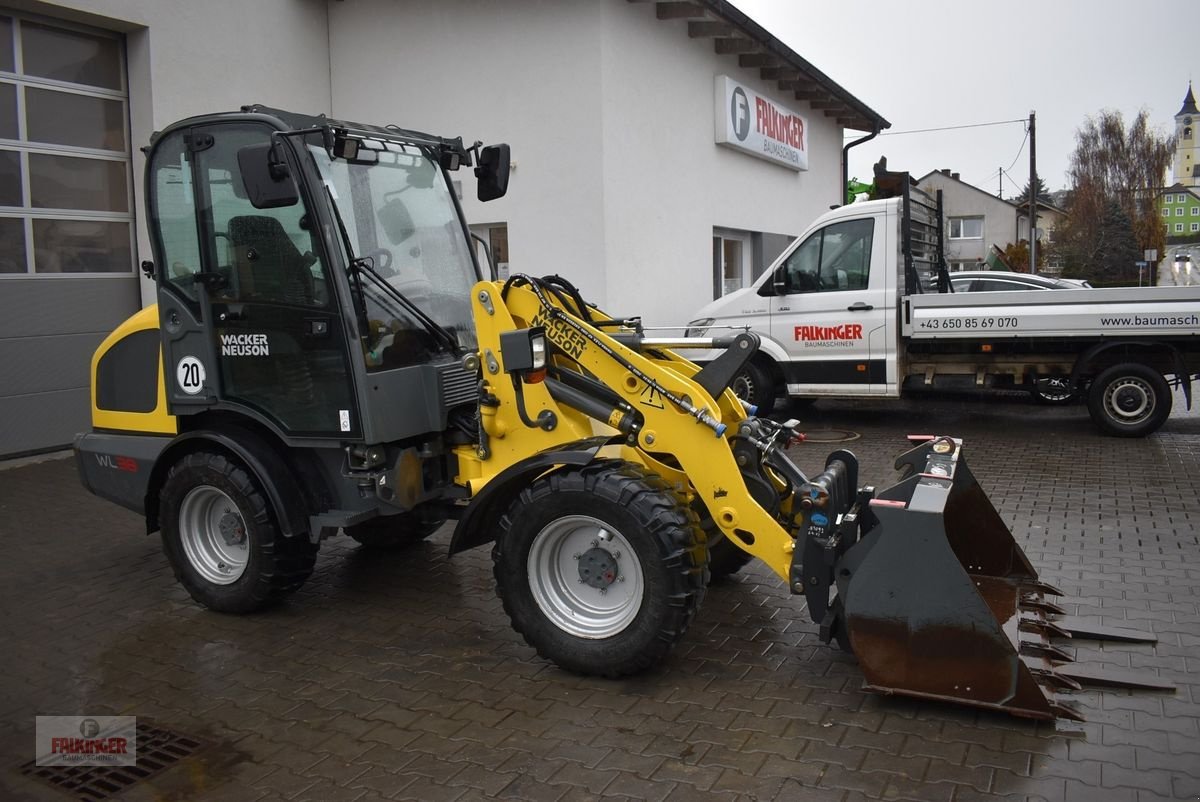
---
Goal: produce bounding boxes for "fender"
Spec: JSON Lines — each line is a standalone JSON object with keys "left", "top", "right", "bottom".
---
{"left": 449, "top": 435, "right": 620, "bottom": 555}
{"left": 145, "top": 424, "right": 312, "bottom": 539}
{"left": 1071, "top": 339, "right": 1192, "bottom": 409}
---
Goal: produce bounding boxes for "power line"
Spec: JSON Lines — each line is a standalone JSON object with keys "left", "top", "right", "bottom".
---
{"left": 1005, "top": 130, "right": 1029, "bottom": 172}
{"left": 844, "top": 118, "right": 1026, "bottom": 138}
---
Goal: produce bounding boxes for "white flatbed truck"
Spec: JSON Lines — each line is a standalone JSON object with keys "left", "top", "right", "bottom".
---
{"left": 686, "top": 183, "right": 1200, "bottom": 437}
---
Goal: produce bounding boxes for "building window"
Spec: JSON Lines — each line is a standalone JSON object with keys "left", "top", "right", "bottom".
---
{"left": 1192, "top": 207, "right": 1199, "bottom": 216}
{"left": 1177, "top": 207, "right": 1185, "bottom": 216}
{"left": 1162, "top": 207, "right": 1171, "bottom": 217}
{"left": 1192, "top": 223, "right": 1200, "bottom": 233}
{"left": 0, "top": 13, "right": 131, "bottom": 276}
{"left": 949, "top": 217, "right": 983, "bottom": 239}
{"left": 714, "top": 229, "right": 750, "bottom": 296}
{"left": 1176, "top": 223, "right": 1185, "bottom": 233}
{"left": 1186, "top": 127, "right": 1193, "bottom": 139}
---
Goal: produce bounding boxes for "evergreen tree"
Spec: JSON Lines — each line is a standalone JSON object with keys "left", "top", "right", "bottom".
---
{"left": 1086, "top": 201, "right": 1140, "bottom": 285}
{"left": 1012, "top": 177, "right": 1053, "bottom": 206}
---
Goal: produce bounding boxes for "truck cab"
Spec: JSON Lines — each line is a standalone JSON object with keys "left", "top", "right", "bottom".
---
{"left": 689, "top": 194, "right": 919, "bottom": 407}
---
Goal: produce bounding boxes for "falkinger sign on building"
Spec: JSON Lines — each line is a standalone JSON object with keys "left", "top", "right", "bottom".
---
{"left": 714, "top": 75, "right": 808, "bottom": 171}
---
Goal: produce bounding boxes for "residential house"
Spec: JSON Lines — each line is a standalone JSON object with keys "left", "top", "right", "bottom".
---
{"left": 915, "top": 170, "right": 1067, "bottom": 272}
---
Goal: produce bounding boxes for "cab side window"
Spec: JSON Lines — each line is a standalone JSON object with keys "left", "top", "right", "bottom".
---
{"left": 771, "top": 218, "right": 874, "bottom": 294}
{"left": 151, "top": 131, "right": 203, "bottom": 303}
{"left": 200, "top": 126, "right": 326, "bottom": 307}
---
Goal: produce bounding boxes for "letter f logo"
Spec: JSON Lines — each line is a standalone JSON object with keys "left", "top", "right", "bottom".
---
{"left": 731, "top": 87, "right": 750, "bottom": 141}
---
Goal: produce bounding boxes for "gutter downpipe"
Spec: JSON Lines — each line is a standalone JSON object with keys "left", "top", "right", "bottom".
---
{"left": 842, "top": 127, "right": 880, "bottom": 207}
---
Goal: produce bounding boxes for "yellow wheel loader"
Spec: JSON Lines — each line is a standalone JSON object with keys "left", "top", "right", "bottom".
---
{"left": 77, "top": 106, "right": 1169, "bottom": 721}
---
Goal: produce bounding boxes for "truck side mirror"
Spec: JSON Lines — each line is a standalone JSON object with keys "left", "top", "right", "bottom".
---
{"left": 476, "top": 144, "right": 510, "bottom": 202}
{"left": 237, "top": 143, "right": 299, "bottom": 209}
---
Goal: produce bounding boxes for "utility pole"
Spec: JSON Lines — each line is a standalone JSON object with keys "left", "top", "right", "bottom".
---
{"left": 1028, "top": 111, "right": 1037, "bottom": 274}
{"left": 998, "top": 168, "right": 1003, "bottom": 199}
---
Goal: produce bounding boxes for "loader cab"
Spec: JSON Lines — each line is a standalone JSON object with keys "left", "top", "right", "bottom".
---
{"left": 148, "top": 118, "right": 361, "bottom": 438}
{"left": 145, "top": 109, "right": 501, "bottom": 443}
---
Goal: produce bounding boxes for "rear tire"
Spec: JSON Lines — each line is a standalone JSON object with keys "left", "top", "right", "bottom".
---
{"left": 159, "top": 451, "right": 317, "bottom": 613}
{"left": 731, "top": 360, "right": 778, "bottom": 414}
{"left": 1087, "top": 363, "right": 1172, "bottom": 437}
{"left": 493, "top": 461, "right": 707, "bottom": 677}
{"left": 345, "top": 512, "right": 444, "bottom": 548}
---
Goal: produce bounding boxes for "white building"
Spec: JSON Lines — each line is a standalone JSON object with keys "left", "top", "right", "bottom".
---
{"left": 0, "top": 0, "right": 887, "bottom": 456}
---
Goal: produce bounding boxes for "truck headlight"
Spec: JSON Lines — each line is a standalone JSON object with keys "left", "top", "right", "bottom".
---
{"left": 685, "top": 318, "right": 714, "bottom": 338}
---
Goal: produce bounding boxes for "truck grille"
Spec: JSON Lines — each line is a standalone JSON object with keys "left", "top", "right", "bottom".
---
{"left": 438, "top": 361, "right": 478, "bottom": 408}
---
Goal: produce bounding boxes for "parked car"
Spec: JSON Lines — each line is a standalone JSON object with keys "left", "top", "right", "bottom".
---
{"left": 948, "top": 271, "right": 1086, "bottom": 292}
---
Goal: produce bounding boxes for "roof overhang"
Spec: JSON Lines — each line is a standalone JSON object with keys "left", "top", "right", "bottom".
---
{"left": 633, "top": 0, "right": 890, "bottom": 133}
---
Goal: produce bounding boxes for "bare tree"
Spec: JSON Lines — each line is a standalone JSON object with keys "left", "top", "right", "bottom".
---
{"left": 1057, "top": 110, "right": 1174, "bottom": 281}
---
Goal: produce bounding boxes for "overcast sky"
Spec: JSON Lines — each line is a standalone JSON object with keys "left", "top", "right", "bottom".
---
{"left": 728, "top": 0, "right": 1193, "bottom": 196}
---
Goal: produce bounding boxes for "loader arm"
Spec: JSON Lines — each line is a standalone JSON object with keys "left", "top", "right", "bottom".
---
{"left": 454, "top": 278, "right": 797, "bottom": 580}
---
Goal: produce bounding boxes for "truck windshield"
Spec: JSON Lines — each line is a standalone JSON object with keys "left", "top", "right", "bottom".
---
{"left": 308, "top": 144, "right": 478, "bottom": 364}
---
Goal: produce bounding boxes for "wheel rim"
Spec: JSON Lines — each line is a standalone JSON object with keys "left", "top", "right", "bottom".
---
{"left": 1104, "top": 377, "right": 1155, "bottom": 425}
{"left": 1036, "top": 376, "right": 1072, "bottom": 402}
{"left": 178, "top": 485, "right": 250, "bottom": 585}
{"left": 731, "top": 371, "right": 755, "bottom": 403}
{"left": 527, "top": 514, "right": 644, "bottom": 639}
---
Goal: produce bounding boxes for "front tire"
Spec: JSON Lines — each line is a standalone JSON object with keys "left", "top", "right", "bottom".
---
{"left": 159, "top": 451, "right": 317, "bottom": 613}
{"left": 493, "top": 461, "right": 707, "bottom": 677}
{"left": 731, "top": 360, "right": 778, "bottom": 414}
{"left": 1086, "top": 363, "right": 1172, "bottom": 437}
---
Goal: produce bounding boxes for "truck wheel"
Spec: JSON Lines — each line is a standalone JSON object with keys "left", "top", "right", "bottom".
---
{"left": 159, "top": 452, "right": 317, "bottom": 613}
{"left": 345, "top": 512, "right": 445, "bottom": 548}
{"left": 731, "top": 361, "right": 777, "bottom": 413}
{"left": 493, "top": 461, "right": 707, "bottom": 677}
{"left": 1032, "top": 375, "right": 1075, "bottom": 405}
{"left": 1087, "top": 364, "right": 1172, "bottom": 437}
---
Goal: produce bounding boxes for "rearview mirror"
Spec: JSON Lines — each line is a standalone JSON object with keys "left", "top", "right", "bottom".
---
{"left": 237, "top": 143, "right": 299, "bottom": 209}
{"left": 476, "top": 144, "right": 510, "bottom": 202}
{"left": 378, "top": 197, "right": 416, "bottom": 245}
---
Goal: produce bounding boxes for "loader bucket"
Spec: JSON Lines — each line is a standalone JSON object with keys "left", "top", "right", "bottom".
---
{"left": 829, "top": 436, "right": 1169, "bottom": 721}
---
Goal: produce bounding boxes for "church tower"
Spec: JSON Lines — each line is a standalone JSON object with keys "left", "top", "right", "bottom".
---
{"left": 1174, "top": 83, "right": 1200, "bottom": 187}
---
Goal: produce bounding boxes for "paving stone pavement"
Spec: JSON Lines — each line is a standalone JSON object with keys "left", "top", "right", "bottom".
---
{"left": 2, "top": 389, "right": 1199, "bottom": 801}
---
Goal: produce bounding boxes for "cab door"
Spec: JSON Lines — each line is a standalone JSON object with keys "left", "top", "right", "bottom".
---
{"left": 150, "top": 123, "right": 360, "bottom": 438}
{"left": 767, "top": 216, "right": 886, "bottom": 394}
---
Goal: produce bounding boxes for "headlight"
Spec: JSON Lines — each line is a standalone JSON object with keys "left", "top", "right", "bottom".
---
{"left": 684, "top": 318, "right": 714, "bottom": 338}
{"left": 530, "top": 331, "right": 547, "bottom": 370}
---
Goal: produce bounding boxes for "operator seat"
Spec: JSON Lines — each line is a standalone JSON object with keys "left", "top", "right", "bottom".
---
{"left": 228, "top": 215, "right": 315, "bottom": 305}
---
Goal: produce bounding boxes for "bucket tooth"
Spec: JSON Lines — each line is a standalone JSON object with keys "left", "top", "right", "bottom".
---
{"left": 1054, "top": 617, "right": 1158, "bottom": 643}
{"left": 1055, "top": 664, "right": 1177, "bottom": 691}
{"left": 1020, "top": 640, "right": 1074, "bottom": 664}
{"left": 1019, "top": 597, "right": 1067, "bottom": 616}
{"left": 1047, "top": 698, "right": 1087, "bottom": 722}
{"left": 1028, "top": 667, "right": 1084, "bottom": 691}
{"left": 1019, "top": 617, "right": 1072, "bottom": 640}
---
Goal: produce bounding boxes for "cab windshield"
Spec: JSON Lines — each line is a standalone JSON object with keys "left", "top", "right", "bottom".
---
{"left": 309, "top": 143, "right": 478, "bottom": 368}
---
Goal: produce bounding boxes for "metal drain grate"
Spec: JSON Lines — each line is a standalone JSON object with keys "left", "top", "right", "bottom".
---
{"left": 18, "top": 722, "right": 206, "bottom": 801}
